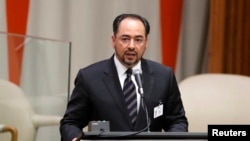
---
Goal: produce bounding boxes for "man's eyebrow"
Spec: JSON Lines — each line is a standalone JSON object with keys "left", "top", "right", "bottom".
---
{"left": 120, "top": 35, "right": 144, "bottom": 38}
{"left": 121, "top": 35, "right": 130, "bottom": 37}
{"left": 135, "top": 35, "right": 143, "bottom": 38}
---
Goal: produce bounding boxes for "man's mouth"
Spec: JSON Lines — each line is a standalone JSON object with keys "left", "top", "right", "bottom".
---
{"left": 125, "top": 51, "right": 136, "bottom": 56}
{"left": 125, "top": 52, "right": 136, "bottom": 59}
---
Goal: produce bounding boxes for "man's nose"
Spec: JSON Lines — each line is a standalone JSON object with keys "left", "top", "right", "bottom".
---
{"left": 128, "top": 39, "right": 136, "bottom": 48}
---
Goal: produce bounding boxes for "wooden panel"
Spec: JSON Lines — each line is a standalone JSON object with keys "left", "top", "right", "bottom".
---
{"left": 208, "top": 0, "right": 250, "bottom": 75}
{"left": 208, "top": 0, "right": 227, "bottom": 72}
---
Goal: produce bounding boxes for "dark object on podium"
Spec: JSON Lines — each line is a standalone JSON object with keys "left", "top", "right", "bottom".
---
{"left": 88, "top": 121, "right": 110, "bottom": 132}
{"left": 81, "top": 131, "right": 208, "bottom": 140}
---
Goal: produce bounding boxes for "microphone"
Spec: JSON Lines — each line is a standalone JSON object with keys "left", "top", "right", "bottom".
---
{"left": 133, "top": 69, "right": 151, "bottom": 132}
{"left": 132, "top": 69, "right": 143, "bottom": 95}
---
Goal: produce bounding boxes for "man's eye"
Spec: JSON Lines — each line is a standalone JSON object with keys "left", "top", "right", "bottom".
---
{"left": 121, "top": 38, "right": 130, "bottom": 43}
{"left": 135, "top": 39, "right": 143, "bottom": 43}
{"left": 121, "top": 38, "right": 129, "bottom": 41}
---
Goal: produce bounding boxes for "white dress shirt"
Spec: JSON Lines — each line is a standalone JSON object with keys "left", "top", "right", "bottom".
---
{"left": 114, "top": 54, "right": 142, "bottom": 112}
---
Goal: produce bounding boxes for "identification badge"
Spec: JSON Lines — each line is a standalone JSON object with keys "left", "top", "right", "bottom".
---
{"left": 154, "top": 104, "right": 163, "bottom": 118}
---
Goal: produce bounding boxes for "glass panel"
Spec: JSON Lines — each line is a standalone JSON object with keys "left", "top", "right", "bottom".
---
{"left": 0, "top": 31, "right": 71, "bottom": 116}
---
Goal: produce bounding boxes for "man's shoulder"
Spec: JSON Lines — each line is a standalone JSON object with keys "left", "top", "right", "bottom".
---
{"left": 80, "top": 59, "right": 110, "bottom": 72}
{"left": 142, "top": 58, "right": 173, "bottom": 71}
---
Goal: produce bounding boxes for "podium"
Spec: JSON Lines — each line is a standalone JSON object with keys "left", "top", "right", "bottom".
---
{"left": 81, "top": 132, "right": 207, "bottom": 140}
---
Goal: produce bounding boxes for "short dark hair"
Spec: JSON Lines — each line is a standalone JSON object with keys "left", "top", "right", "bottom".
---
{"left": 112, "top": 13, "right": 150, "bottom": 37}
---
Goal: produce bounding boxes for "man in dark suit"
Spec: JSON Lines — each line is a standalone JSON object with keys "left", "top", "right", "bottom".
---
{"left": 60, "top": 13, "right": 188, "bottom": 141}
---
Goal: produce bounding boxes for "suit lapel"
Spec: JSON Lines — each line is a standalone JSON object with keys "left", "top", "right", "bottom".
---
{"left": 102, "top": 57, "right": 133, "bottom": 127}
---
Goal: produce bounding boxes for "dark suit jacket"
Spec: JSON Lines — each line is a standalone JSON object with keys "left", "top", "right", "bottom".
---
{"left": 60, "top": 55, "right": 188, "bottom": 141}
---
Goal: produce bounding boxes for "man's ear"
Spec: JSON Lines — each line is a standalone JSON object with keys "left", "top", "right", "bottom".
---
{"left": 111, "top": 35, "right": 116, "bottom": 48}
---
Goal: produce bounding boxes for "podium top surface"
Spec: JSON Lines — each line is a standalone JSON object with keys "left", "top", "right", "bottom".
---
{"left": 81, "top": 131, "right": 207, "bottom": 140}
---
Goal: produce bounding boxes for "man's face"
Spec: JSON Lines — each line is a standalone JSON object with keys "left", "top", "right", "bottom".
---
{"left": 112, "top": 18, "right": 148, "bottom": 68}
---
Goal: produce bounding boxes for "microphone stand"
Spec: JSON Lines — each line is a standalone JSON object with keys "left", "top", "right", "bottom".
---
{"left": 132, "top": 69, "right": 151, "bottom": 132}
{"left": 139, "top": 91, "right": 151, "bottom": 132}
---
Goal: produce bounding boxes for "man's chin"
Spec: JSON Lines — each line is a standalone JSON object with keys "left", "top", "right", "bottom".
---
{"left": 124, "top": 60, "right": 137, "bottom": 67}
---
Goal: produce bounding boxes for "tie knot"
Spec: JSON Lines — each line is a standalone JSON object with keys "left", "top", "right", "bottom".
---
{"left": 126, "top": 69, "right": 133, "bottom": 77}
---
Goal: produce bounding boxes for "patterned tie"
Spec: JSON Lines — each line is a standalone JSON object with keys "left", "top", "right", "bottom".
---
{"left": 123, "top": 69, "right": 137, "bottom": 125}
